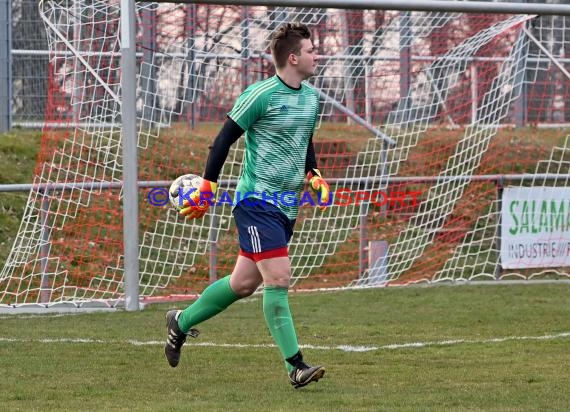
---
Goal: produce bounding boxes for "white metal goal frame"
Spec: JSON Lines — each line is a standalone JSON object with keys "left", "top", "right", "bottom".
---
{"left": 1, "top": 0, "right": 570, "bottom": 313}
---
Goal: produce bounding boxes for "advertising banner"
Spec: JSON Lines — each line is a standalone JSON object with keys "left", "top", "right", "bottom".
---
{"left": 501, "top": 187, "right": 570, "bottom": 269}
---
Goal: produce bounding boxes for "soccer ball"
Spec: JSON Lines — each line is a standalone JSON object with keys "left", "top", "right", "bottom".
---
{"left": 169, "top": 173, "right": 202, "bottom": 210}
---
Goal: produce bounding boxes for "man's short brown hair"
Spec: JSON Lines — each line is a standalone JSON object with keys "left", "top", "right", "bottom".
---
{"left": 269, "top": 22, "right": 312, "bottom": 69}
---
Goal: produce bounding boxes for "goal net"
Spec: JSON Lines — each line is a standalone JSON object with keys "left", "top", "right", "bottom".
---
{"left": 1, "top": 1, "right": 569, "bottom": 308}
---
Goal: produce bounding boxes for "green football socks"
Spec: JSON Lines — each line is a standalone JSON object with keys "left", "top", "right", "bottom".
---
{"left": 177, "top": 275, "right": 239, "bottom": 333}
{"left": 263, "top": 285, "right": 300, "bottom": 372}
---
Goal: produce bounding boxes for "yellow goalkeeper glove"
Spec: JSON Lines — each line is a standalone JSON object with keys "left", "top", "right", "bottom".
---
{"left": 180, "top": 179, "right": 218, "bottom": 219}
{"left": 307, "top": 169, "right": 331, "bottom": 211}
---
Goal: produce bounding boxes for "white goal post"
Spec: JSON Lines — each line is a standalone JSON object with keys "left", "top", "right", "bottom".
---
{"left": 1, "top": 0, "right": 570, "bottom": 312}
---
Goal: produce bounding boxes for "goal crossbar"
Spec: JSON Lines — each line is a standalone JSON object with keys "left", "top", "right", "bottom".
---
{"left": 145, "top": 0, "right": 570, "bottom": 16}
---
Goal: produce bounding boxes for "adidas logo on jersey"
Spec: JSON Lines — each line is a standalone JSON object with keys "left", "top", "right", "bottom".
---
{"left": 280, "top": 105, "right": 288, "bottom": 112}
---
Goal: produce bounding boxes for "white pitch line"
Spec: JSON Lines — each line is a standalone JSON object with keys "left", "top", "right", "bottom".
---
{"left": 1, "top": 332, "right": 569, "bottom": 352}
{"left": 0, "top": 313, "right": 82, "bottom": 320}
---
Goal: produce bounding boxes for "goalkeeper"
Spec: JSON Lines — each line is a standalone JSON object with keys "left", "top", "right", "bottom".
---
{"left": 163, "top": 22, "right": 331, "bottom": 389}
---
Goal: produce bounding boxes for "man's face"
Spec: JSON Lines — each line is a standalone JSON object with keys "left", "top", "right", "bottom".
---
{"left": 292, "top": 38, "right": 318, "bottom": 79}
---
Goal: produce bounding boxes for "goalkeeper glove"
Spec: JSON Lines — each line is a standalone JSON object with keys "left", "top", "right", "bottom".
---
{"left": 180, "top": 178, "right": 218, "bottom": 219}
{"left": 307, "top": 168, "right": 331, "bottom": 211}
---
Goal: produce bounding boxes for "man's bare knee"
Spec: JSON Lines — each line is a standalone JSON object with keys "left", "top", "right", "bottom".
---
{"left": 257, "top": 257, "right": 291, "bottom": 288}
{"left": 263, "top": 273, "right": 290, "bottom": 288}
{"left": 231, "top": 278, "right": 261, "bottom": 297}
{"left": 230, "top": 256, "right": 263, "bottom": 297}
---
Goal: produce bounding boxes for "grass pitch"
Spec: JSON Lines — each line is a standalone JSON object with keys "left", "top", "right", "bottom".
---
{"left": 1, "top": 129, "right": 570, "bottom": 410}
{"left": 1, "top": 284, "right": 570, "bottom": 411}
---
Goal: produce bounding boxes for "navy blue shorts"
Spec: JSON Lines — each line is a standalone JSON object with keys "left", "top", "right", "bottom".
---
{"left": 233, "top": 200, "right": 295, "bottom": 262}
